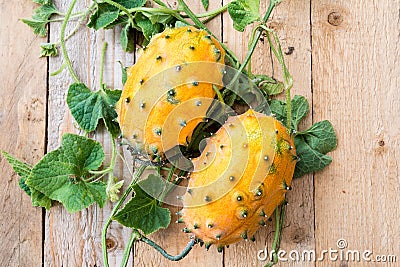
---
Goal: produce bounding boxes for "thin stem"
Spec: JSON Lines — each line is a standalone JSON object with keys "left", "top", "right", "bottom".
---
{"left": 265, "top": 203, "right": 286, "bottom": 267}
{"left": 153, "top": 0, "right": 169, "bottom": 8}
{"left": 102, "top": 165, "right": 147, "bottom": 267}
{"left": 47, "top": 13, "right": 83, "bottom": 22}
{"left": 100, "top": 42, "right": 108, "bottom": 87}
{"left": 182, "top": 4, "right": 228, "bottom": 18}
{"left": 60, "top": 0, "right": 79, "bottom": 83}
{"left": 140, "top": 236, "right": 196, "bottom": 261}
{"left": 178, "top": 0, "right": 239, "bottom": 65}
{"left": 120, "top": 231, "right": 141, "bottom": 267}
{"left": 227, "top": 0, "right": 278, "bottom": 88}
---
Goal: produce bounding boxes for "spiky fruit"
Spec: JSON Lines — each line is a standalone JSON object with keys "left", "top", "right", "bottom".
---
{"left": 116, "top": 26, "right": 225, "bottom": 156}
{"left": 180, "top": 109, "right": 296, "bottom": 249}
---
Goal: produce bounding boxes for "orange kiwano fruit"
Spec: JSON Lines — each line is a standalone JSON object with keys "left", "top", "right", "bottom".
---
{"left": 116, "top": 26, "right": 225, "bottom": 156}
{"left": 180, "top": 109, "right": 297, "bottom": 251}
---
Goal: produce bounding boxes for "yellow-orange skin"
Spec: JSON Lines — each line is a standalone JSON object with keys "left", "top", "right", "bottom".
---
{"left": 181, "top": 110, "right": 296, "bottom": 248}
{"left": 116, "top": 26, "right": 225, "bottom": 155}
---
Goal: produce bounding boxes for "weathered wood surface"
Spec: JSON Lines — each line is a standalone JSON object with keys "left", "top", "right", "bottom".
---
{"left": 0, "top": 1, "right": 46, "bottom": 266}
{"left": 1, "top": 0, "right": 399, "bottom": 266}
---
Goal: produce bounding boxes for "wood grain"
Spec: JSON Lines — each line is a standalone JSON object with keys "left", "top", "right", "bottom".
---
{"left": 0, "top": 1, "right": 46, "bottom": 266}
{"left": 45, "top": 0, "right": 135, "bottom": 266}
{"left": 312, "top": 0, "right": 400, "bottom": 266}
{"left": 2, "top": 0, "right": 400, "bottom": 266}
{"left": 222, "top": 1, "right": 315, "bottom": 266}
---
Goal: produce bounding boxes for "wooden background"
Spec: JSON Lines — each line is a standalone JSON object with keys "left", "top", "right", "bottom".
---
{"left": 1, "top": 0, "right": 399, "bottom": 266}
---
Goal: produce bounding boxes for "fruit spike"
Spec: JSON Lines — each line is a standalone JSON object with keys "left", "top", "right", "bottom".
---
{"left": 116, "top": 26, "right": 226, "bottom": 157}
{"left": 180, "top": 109, "right": 297, "bottom": 247}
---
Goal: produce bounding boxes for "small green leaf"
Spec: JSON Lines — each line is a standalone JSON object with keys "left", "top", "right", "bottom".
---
{"left": 66, "top": 83, "right": 121, "bottom": 137}
{"left": 297, "top": 120, "right": 337, "bottom": 155}
{"left": 26, "top": 134, "right": 106, "bottom": 213}
{"left": 269, "top": 95, "right": 309, "bottom": 130}
{"left": 87, "top": 3, "right": 120, "bottom": 30}
{"left": 291, "top": 95, "right": 309, "bottom": 130}
{"left": 120, "top": 24, "right": 134, "bottom": 52}
{"left": 117, "top": 61, "right": 128, "bottom": 86}
{"left": 40, "top": 43, "right": 58, "bottom": 57}
{"left": 228, "top": 0, "right": 261, "bottom": 32}
{"left": 293, "top": 135, "right": 333, "bottom": 178}
{"left": 22, "top": 19, "right": 48, "bottom": 37}
{"left": 202, "top": 0, "right": 209, "bottom": 10}
{"left": 113, "top": 174, "right": 171, "bottom": 235}
{"left": 2, "top": 151, "right": 52, "bottom": 209}
{"left": 2, "top": 151, "right": 33, "bottom": 196}
{"left": 135, "top": 13, "right": 162, "bottom": 41}
{"left": 22, "top": 2, "right": 60, "bottom": 37}
{"left": 253, "top": 75, "right": 284, "bottom": 96}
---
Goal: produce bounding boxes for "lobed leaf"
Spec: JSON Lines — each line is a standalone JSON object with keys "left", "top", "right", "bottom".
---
{"left": 114, "top": 174, "right": 171, "bottom": 235}
{"left": 228, "top": 0, "right": 260, "bottom": 32}
{"left": 26, "top": 134, "right": 106, "bottom": 213}
{"left": 66, "top": 83, "right": 121, "bottom": 137}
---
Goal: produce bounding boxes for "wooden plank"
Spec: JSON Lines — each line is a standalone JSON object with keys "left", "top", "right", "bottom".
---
{"left": 45, "top": 0, "right": 135, "bottom": 266}
{"left": 223, "top": 1, "right": 315, "bottom": 266}
{"left": 312, "top": 0, "right": 400, "bottom": 266}
{"left": 0, "top": 1, "right": 46, "bottom": 266}
{"left": 132, "top": 1, "right": 225, "bottom": 266}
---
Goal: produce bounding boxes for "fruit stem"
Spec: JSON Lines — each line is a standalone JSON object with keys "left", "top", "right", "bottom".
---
{"left": 140, "top": 236, "right": 196, "bottom": 261}
{"left": 265, "top": 202, "right": 286, "bottom": 267}
{"left": 60, "top": 0, "right": 79, "bottom": 83}
{"left": 102, "top": 165, "right": 147, "bottom": 267}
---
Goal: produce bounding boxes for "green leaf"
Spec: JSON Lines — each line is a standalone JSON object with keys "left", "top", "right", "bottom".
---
{"left": 40, "top": 43, "right": 58, "bottom": 57}
{"left": 2, "top": 151, "right": 33, "bottom": 196}
{"left": 117, "top": 61, "right": 128, "bottom": 85}
{"left": 114, "top": 174, "right": 171, "bottom": 235}
{"left": 268, "top": 95, "right": 337, "bottom": 178}
{"left": 135, "top": 13, "right": 162, "bottom": 41}
{"left": 202, "top": 0, "right": 209, "bottom": 10}
{"left": 26, "top": 134, "right": 107, "bottom": 213}
{"left": 253, "top": 75, "right": 284, "bottom": 96}
{"left": 87, "top": 0, "right": 146, "bottom": 30}
{"left": 293, "top": 135, "right": 333, "bottom": 178}
{"left": 22, "top": 2, "right": 60, "bottom": 37}
{"left": 297, "top": 120, "right": 337, "bottom": 155}
{"left": 1, "top": 151, "right": 52, "bottom": 209}
{"left": 66, "top": 83, "right": 121, "bottom": 137}
{"left": 141, "top": 11, "right": 176, "bottom": 26}
{"left": 32, "top": 3, "right": 59, "bottom": 20}
{"left": 31, "top": 188, "right": 52, "bottom": 210}
{"left": 87, "top": 3, "right": 120, "bottom": 30}
{"left": 114, "top": 0, "right": 147, "bottom": 9}
{"left": 228, "top": 0, "right": 261, "bottom": 32}
{"left": 106, "top": 176, "right": 124, "bottom": 202}
{"left": 22, "top": 19, "right": 48, "bottom": 37}
{"left": 120, "top": 24, "right": 134, "bottom": 52}
{"left": 269, "top": 95, "right": 309, "bottom": 130}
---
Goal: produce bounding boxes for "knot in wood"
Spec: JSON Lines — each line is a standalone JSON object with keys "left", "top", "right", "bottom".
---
{"left": 328, "top": 12, "right": 343, "bottom": 26}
